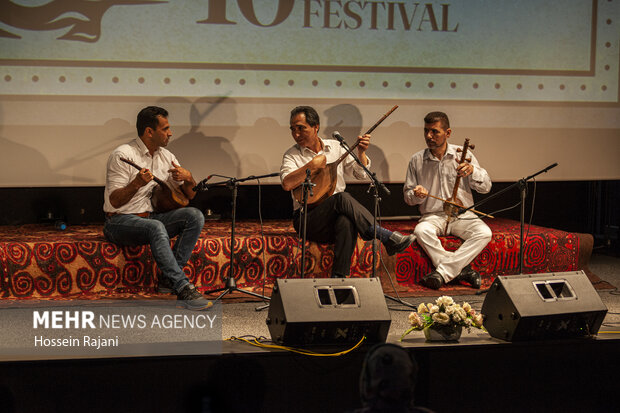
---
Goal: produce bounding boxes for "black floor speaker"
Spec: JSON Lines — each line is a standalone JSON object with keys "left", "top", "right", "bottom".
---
{"left": 481, "top": 271, "right": 607, "bottom": 341}
{"left": 266, "top": 277, "right": 391, "bottom": 346}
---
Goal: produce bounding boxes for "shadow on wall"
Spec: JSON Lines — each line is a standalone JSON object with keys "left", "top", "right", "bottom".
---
{"left": 0, "top": 100, "right": 135, "bottom": 187}
{"left": 0, "top": 103, "right": 65, "bottom": 186}
{"left": 237, "top": 117, "right": 282, "bottom": 178}
{"left": 163, "top": 96, "right": 241, "bottom": 182}
{"left": 160, "top": 96, "right": 242, "bottom": 219}
{"left": 322, "top": 104, "right": 389, "bottom": 182}
{"left": 50, "top": 117, "right": 135, "bottom": 184}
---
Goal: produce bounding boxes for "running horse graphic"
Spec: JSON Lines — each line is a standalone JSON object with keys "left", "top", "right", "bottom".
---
{"left": 0, "top": 0, "right": 165, "bottom": 42}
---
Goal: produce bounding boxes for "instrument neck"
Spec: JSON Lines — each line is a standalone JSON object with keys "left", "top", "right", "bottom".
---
{"left": 448, "top": 139, "right": 470, "bottom": 201}
{"left": 450, "top": 175, "right": 462, "bottom": 200}
{"left": 330, "top": 105, "right": 398, "bottom": 166}
{"left": 335, "top": 139, "right": 360, "bottom": 165}
{"left": 120, "top": 157, "right": 166, "bottom": 187}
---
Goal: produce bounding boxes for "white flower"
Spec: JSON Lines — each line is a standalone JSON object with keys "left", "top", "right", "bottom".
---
{"left": 400, "top": 295, "right": 485, "bottom": 341}
{"left": 408, "top": 311, "right": 417, "bottom": 324}
{"left": 432, "top": 312, "right": 451, "bottom": 325}
{"left": 463, "top": 302, "right": 472, "bottom": 315}
{"left": 408, "top": 312, "right": 425, "bottom": 328}
{"left": 456, "top": 307, "right": 468, "bottom": 321}
{"left": 437, "top": 296, "right": 454, "bottom": 307}
{"left": 445, "top": 304, "right": 457, "bottom": 316}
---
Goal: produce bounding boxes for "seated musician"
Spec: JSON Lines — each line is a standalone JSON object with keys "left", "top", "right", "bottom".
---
{"left": 103, "top": 106, "right": 211, "bottom": 310}
{"left": 280, "top": 106, "right": 415, "bottom": 278}
{"left": 403, "top": 111, "right": 492, "bottom": 289}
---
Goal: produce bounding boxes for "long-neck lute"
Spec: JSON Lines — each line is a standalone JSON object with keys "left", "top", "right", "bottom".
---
{"left": 120, "top": 157, "right": 189, "bottom": 212}
{"left": 292, "top": 105, "right": 398, "bottom": 206}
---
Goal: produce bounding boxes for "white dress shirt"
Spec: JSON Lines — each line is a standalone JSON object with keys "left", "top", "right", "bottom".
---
{"left": 280, "top": 137, "right": 371, "bottom": 210}
{"left": 403, "top": 143, "right": 491, "bottom": 215}
{"left": 103, "top": 138, "right": 181, "bottom": 214}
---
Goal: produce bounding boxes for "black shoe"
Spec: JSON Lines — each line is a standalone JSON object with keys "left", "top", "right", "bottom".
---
{"left": 158, "top": 277, "right": 195, "bottom": 295}
{"left": 176, "top": 284, "right": 213, "bottom": 311}
{"left": 421, "top": 271, "right": 444, "bottom": 290}
{"left": 384, "top": 232, "right": 416, "bottom": 256}
{"left": 456, "top": 265, "right": 482, "bottom": 289}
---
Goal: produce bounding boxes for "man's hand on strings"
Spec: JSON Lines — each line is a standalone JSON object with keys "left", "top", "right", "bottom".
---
{"left": 134, "top": 168, "right": 153, "bottom": 188}
{"left": 169, "top": 162, "right": 192, "bottom": 182}
{"left": 309, "top": 154, "right": 327, "bottom": 171}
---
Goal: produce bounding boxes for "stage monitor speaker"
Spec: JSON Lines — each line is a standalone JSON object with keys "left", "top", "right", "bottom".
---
{"left": 266, "top": 277, "right": 391, "bottom": 346}
{"left": 481, "top": 271, "right": 607, "bottom": 341}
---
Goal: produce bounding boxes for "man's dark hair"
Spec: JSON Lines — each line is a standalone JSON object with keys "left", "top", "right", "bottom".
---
{"left": 290, "top": 106, "right": 320, "bottom": 127}
{"left": 137, "top": 106, "right": 168, "bottom": 136}
{"left": 424, "top": 111, "right": 450, "bottom": 130}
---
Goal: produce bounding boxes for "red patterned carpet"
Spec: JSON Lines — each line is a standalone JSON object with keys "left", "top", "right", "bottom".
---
{"left": 0, "top": 218, "right": 604, "bottom": 301}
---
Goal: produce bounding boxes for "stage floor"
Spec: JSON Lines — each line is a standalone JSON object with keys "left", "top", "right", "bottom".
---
{"left": 220, "top": 251, "right": 620, "bottom": 341}
{"left": 0, "top": 253, "right": 618, "bottom": 413}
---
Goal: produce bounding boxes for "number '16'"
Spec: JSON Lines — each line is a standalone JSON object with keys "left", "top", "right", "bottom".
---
{"left": 197, "top": 0, "right": 295, "bottom": 27}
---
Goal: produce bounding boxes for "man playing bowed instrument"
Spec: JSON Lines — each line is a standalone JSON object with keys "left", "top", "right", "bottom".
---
{"left": 403, "top": 111, "right": 492, "bottom": 290}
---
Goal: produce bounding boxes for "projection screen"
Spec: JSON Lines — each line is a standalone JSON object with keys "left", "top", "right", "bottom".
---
{"left": 1, "top": 0, "right": 619, "bottom": 187}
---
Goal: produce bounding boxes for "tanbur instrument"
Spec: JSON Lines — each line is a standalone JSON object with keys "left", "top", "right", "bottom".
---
{"left": 119, "top": 157, "right": 189, "bottom": 212}
{"left": 292, "top": 105, "right": 398, "bottom": 206}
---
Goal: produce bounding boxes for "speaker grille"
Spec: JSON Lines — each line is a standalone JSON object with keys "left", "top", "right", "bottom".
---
{"left": 266, "top": 278, "right": 391, "bottom": 346}
{"left": 482, "top": 271, "right": 607, "bottom": 341}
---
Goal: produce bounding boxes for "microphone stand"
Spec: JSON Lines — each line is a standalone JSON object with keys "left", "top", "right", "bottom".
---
{"left": 194, "top": 172, "right": 278, "bottom": 304}
{"left": 335, "top": 135, "right": 416, "bottom": 309}
{"left": 469, "top": 163, "right": 558, "bottom": 295}
{"left": 254, "top": 169, "right": 315, "bottom": 312}
{"left": 300, "top": 169, "right": 315, "bottom": 279}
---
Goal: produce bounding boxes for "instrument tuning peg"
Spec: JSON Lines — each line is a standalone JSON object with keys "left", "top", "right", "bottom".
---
{"left": 456, "top": 148, "right": 462, "bottom": 152}
{"left": 466, "top": 157, "right": 472, "bottom": 163}
{"left": 469, "top": 144, "right": 475, "bottom": 150}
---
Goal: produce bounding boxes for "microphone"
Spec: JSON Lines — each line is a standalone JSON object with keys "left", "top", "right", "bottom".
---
{"left": 192, "top": 175, "right": 213, "bottom": 192}
{"left": 332, "top": 131, "right": 345, "bottom": 143}
{"left": 246, "top": 172, "right": 280, "bottom": 179}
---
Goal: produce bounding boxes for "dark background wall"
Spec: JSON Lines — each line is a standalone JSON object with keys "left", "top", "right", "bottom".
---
{"left": 1, "top": 180, "right": 618, "bottom": 254}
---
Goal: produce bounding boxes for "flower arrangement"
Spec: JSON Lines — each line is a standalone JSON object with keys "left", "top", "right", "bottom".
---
{"left": 400, "top": 295, "right": 485, "bottom": 340}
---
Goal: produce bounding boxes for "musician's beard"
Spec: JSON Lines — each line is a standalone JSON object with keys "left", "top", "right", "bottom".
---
{"left": 426, "top": 138, "right": 446, "bottom": 150}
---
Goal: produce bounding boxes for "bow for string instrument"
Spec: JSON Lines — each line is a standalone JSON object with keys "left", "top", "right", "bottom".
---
{"left": 292, "top": 105, "right": 398, "bottom": 206}
{"left": 119, "top": 157, "right": 189, "bottom": 212}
